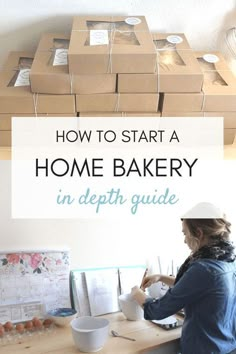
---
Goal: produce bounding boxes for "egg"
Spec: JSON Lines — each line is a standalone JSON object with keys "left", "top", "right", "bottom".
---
{"left": 33, "top": 318, "right": 42, "bottom": 329}
{"left": 24, "top": 321, "right": 33, "bottom": 331}
{"left": 0, "top": 325, "right": 5, "bottom": 337}
{"left": 4, "top": 321, "right": 13, "bottom": 332}
{"left": 43, "top": 319, "right": 53, "bottom": 328}
{"left": 16, "top": 323, "right": 25, "bottom": 334}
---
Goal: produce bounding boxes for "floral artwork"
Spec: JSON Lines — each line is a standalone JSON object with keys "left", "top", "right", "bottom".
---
{"left": 0, "top": 251, "right": 71, "bottom": 315}
{"left": 0, "top": 251, "right": 69, "bottom": 276}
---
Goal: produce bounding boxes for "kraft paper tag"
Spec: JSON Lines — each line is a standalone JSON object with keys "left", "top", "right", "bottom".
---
{"left": 53, "top": 48, "right": 68, "bottom": 66}
{"left": 14, "top": 69, "right": 30, "bottom": 87}
{"left": 90, "top": 30, "right": 109, "bottom": 46}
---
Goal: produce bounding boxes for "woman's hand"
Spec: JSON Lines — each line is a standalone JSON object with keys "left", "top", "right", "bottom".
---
{"left": 131, "top": 286, "right": 148, "bottom": 307}
{"left": 142, "top": 274, "right": 176, "bottom": 289}
{"left": 141, "top": 274, "right": 162, "bottom": 290}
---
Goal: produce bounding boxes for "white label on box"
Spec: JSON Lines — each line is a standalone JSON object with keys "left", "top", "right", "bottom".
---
{"left": 14, "top": 69, "right": 30, "bottom": 87}
{"left": 203, "top": 54, "right": 219, "bottom": 63}
{"left": 0, "top": 302, "right": 44, "bottom": 323}
{"left": 22, "top": 302, "right": 43, "bottom": 320}
{"left": 53, "top": 48, "right": 68, "bottom": 66}
{"left": 0, "top": 307, "right": 11, "bottom": 323}
{"left": 125, "top": 17, "right": 141, "bottom": 25}
{"left": 167, "top": 35, "right": 183, "bottom": 44}
{"left": 90, "top": 30, "right": 109, "bottom": 46}
{"left": 11, "top": 307, "right": 22, "bottom": 321}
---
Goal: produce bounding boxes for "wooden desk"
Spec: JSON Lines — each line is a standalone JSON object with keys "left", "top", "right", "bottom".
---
{"left": 1, "top": 313, "right": 181, "bottom": 354}
{"left": 0, "top": 147, "right": 11, "bottom": 160}
{"left": 224, "top": 144, "right": 236, "bottom": 159}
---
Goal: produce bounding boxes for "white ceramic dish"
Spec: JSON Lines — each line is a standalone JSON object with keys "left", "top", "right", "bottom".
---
{"left": 70, "top": 316, "right": 109, "bottom": 352}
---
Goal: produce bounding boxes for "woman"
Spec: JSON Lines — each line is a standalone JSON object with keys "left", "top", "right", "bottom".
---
{"left": 131, "top": 203, "right": 236, "bottom": 354}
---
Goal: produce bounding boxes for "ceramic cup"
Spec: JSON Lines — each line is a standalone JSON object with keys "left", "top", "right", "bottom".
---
{"left": 119, "top": 294, "right": 144, "bottom": 321}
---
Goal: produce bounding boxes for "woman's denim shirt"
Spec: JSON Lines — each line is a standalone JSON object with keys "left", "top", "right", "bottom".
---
{"left": 143, "top": 259, "right": 236, "bottom": 354}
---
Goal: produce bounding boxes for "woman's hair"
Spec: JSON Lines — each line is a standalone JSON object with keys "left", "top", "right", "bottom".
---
{"left": 183, "top": 218, "right": 231, "bottom": 243}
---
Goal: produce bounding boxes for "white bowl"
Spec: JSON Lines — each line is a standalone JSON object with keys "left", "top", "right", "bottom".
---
{"left": 70, "top": 316, "right": 109, "bottom": 352}
{"left": 119, "top": 294, "right": 144, "bottom": 321}
{"left": 47, "top": 308, "right": 77, "bottom": 327}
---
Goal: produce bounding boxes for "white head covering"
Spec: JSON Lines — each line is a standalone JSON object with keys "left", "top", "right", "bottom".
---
{"left": 182, "top": 202, "right": 224, "bottom": 219}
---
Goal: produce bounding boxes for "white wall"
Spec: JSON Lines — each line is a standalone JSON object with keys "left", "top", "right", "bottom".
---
{"left": 1, "top": 160, "right": 235, "bottom": 270}
{"left": 0, "top": 0, "right": 236, "bottom": 68}
{"left": 0, "top": 161, "right": 190, "bottom": 269}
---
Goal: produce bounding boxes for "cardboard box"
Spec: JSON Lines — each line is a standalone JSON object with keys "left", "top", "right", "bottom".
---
{"left": 196, "top": 51, "right": 236, "bottom": 111}
{"left": 0, "top": 113, "right": 76, "bottom": 130}
{"left": 0, "top": 113, "right": 76, "bottom": 148}
{"left": 118, "top": 73, "right": 158, "bottom": 93}
{"left": 76, "top": 93, "right": 159, "bottom": 112}
{"left": 0, "top": 52, "right": 36, "bottom": 113}
{"left": 30, "top": 33, "right": 117, "bottom": 94}
{"left": 79, "top": 112, "right": 161, "bottom": 117}
{"left": 153, "top": 33, "right": 203, "bottom": 93}
{"left": 118, "top": 33, "right": 203, "bottom": 93}
{"left": 162, "top": 112, "right": 204, "bottom": 117}
{"left": 162, "top": 111, "right": 236, "bottom": 145}
{"left": 0, "top": 114, "right": 13, "bottom": 130}
{"left": 224, "top": 129, "right": 236, "bottom": 144}
{"left": 204, "top": 112, "right": 236, "bottom": 128}
{"left": 161, "top": 92, "right": 203, "bottom": 112}
{"left": 68, "top": 16, "right": 156, "bottom": 74}
{"left": 162, "top": 111, "right": 236, "bottom": 129}
{"left": 0, "top": 131, "right": 11, "bottom": 146}
{"left": 0, "top": 52, "right": 76, "bottom": 114}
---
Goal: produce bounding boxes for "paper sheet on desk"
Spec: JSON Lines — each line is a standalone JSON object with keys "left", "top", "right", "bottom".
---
{"left": 71, "top": 265, "right": 146, "bottom": 316}
{"left": 72, "top": 272, "right": 91, "bottom": 316}
{"left": 85, "top": 269, "right": 119, "bottom": 316}
{"left": 152, "top": 315, "right": 177, "bottom": 325}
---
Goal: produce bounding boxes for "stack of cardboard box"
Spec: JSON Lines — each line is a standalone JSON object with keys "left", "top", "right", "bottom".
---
{"left": 1, "top": 15, "right": 236, "bottom": 147}
{"left": 0, "top": 49, "right": 76, "bottom": 147}
{"left": 30, "top": 32, "right": 117, "bottom": 95}
{"left": 161, "top": 48, "right": 236, "bottom": 145}
{"left": 116, "top": 32, "right": 204, "bottom": 121}
{"left": 69, "top": 16, "right": 160, "bottom": 117}
{"left": 119, "top": 33, "right": 204, "bottom": 93}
